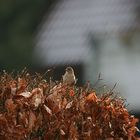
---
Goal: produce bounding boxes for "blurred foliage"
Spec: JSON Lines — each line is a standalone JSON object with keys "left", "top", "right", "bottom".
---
{"left": 0, "top": 0, "right": 56, "bottom": 71}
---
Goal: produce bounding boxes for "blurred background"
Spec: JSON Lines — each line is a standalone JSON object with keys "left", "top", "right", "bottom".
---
{"left": 1, "top": 0, "right": 140, "bottom": 133}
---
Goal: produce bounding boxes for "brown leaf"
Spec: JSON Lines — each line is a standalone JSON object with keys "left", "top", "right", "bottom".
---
{"left": 18, "top": 91, "right": 32, "bottom": 98}
{"left": 43, "top": 104, "right": 52, "bottom": 115}
{"left": 31, "top": 88, "right": 44, "bottom": 108}
{"left": 5, "top": 99, "right": 17, "bottom": 113}
{"left": 28, "top": 110, "right": 36, "bottom": 131}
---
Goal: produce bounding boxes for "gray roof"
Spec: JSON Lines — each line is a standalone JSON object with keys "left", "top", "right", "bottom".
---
{"left": 35, "top": 0, "right": 138, "bottom": 65}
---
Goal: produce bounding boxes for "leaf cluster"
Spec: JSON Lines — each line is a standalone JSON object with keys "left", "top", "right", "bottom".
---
{"left": 0, "top": 70, "right": 139, "bottom": 140}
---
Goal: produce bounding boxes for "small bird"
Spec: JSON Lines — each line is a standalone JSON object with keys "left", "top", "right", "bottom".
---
{"left": 62, "top": 67, "right": 76, "bottom": 86}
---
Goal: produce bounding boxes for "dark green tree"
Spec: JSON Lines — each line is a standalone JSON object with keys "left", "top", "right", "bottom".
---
{"left": 0, "top": 0, "right": 56, "bottom": 71}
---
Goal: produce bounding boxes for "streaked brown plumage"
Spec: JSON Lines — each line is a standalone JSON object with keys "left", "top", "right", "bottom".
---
{"left": 62, "top": 67, "right": 76, "bottom": 85}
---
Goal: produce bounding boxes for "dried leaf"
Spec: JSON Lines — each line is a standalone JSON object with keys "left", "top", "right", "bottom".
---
{"left": 65, "top": 101, "right": 73, "bottom": 109}
{"left": 31, "top": 88, "right": 43, "bottom": 108}
{"left": 28, "top": 110, "right": 36, "bottom": 131}
{"left": 69, "top": 89, "right": 75, "bottom": 96}
{"left": 5, "top": 99, "right": 16, "bottom": 112}
{"left": 43, "top": 104, "right": 52, "bottom": 115}
{"left": 18, "top": 91, "right": 32, "bottom": 98}
{"left": 86, "top": 92, "right": 97, "bottom": 102}
{"left": 60, "top": 129, "right": 65, "bottom": 135}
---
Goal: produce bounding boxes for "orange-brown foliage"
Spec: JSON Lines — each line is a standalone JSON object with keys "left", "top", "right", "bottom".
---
{"left": 0, "top": 70, "right": 139, "bottom": 140}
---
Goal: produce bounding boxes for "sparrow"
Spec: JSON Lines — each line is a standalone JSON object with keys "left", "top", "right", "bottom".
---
{"left": 62, "top": 67, "right": 76, "bottom": 86}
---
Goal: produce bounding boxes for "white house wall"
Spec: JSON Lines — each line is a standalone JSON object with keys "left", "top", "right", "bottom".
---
{"left": 100, "top": 37, "right": 140, "bottom": 111}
